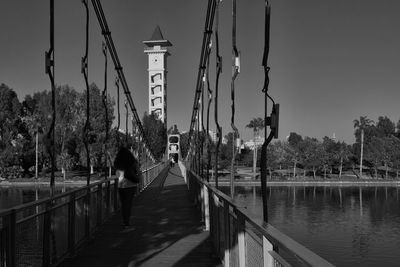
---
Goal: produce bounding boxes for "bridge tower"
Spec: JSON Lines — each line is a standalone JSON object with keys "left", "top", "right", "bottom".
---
{"left": 143, "top": 26, "right": 172, "bottom": 125}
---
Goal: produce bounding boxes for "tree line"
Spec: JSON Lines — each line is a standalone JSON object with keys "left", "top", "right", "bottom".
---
{"left": 180, "top": 116, "right": 400, "bottom": 180}
{"left": 0, "top": 83, "right": 166, "bottom": 179}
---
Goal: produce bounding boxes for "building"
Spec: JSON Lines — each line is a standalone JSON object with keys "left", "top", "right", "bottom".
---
{"left": 244, "top": 136, "right": 265, "bottom": 150}
{"left": 143, "top": 26, "right": 172, "bottom": 125}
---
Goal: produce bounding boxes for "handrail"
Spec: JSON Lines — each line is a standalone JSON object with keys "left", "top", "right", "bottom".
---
{"left": 185, "top": 166, "right": 335, "bottom": 267}
{"left": 0, "top": 163, "right": 165, "bottom": 217}
{"left": 0, "top": 162, "right": 167, "bottom": 267}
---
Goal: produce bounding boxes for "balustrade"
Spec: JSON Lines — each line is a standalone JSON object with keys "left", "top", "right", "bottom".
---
{"left": 181, "top": 163, "right": 334, "bottom": 267}
{"left": 0, "top": 162, "right": 166, "bottom": 267}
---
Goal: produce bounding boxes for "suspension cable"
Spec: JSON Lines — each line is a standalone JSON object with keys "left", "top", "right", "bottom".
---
{"left": 91, "top": 0, "right": 156, "bottom": 162}
{"left": 187, "top": 0, "right": 217, "bottom": 153}
{"left": 45, "top": 0, "right": 56, "bottom": 194}
{"left": 200, "top": 76, "right": 205, "bottom": 178}
{"left": 214, "top": 0, "right": 223, "bottom": 189}
{"left": 102, "top": 42, "right": 109, "bottom": 178}
{"left": 205, "top": 40, "right": 212, "bottom": 182}
{"left": 81, "top": 0, "right": 91, "bottom": 185}
{"left": 115, "top": 76, "right": 120, "bottom": 146}
{"left": 125, "top": 100, "right": 128, "bottom": 145}
{"left": 230, "top": 0, "right": 240, "bottom": 197}
{"left": 260, "top": 0, "right": 273, "bottom": 224}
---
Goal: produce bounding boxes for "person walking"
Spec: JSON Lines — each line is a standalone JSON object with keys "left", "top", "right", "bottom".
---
{"left": 114, "top": 147, "right": 142, "bottom": 227}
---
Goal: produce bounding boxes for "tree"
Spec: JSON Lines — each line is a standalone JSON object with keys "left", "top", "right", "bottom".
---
{"left": 335, "top": 141, "right": 352, "bottom": 179}
{"left": 364, "top": 137, "right": 384, "bottom": 179}
{"left": 179, "top": 131, "right": 190, "bottom": 159}
{"left": 0, "top": 84, "right": 21, "bottom": 148}
{"left": 286, "top": 132, "right": 303, "bottom": 178}
{"left": 322, "top": 136, "right": 336, "bottom": 178}
{"left": 142, "top": 112, "right": 167, "bottom": 160}
{"left": 379, "top": 136, "right": 400, "bottom": 179}
{"left": 354, "top": 116, "right": 374, "bottom": 178}
{"left": 287, "top": 132, "right": 303, "bottom": 147}
{"left": 0, "top": 84, "right": 24, "bottom": 173}
{"left": 300, "top": 137, "right": 322, "bottom": 179}
{"left": 389, "top": 137, "right": 400, "bottom": 179}
{"left": 376, "top": 116, "right": 395, "bottom": 138}
{"left": 246, "top": 117, "right": 264, "bottom": 176}
{"left": 266, "top": 142, "right": 281, "bottom": 180}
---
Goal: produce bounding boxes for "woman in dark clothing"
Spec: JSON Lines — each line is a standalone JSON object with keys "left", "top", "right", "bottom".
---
{"left": 114, "top": 147, "right": 142, "bottom": 227}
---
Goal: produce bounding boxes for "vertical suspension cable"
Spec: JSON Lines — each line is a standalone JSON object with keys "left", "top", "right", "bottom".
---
{"left": 81, "top": 0, "right": 90, "bottom": 185}
{"left": 102, "top": 42, "right": 109, "bottom": 179}
{"left": 125, "top": 100, "right": 128, "bottom": 146}
{"left": 201, "top": 75, "right": 205, "bottom": 178}
{"left": 186, "top": 0, "right": 216, "bottom": 162}
{"left": 205, "top": 41, "right": 212, "bottom": 183}
{"left": 115, "top": 77, "right": 120, "bottom": 146}
{"left": 45, "top": 0, "right": 56, "bottom": 194}
{"left": 214, "top": 0, "right": 222, "bottom": 189}
{"left": 230, "top": 0, "right": 240, "bottom": 197}
{"left": 196, "top": 110, "right": 200, "bottom": 175}
{"left": 260, "top": 0, "right": 272, "bottom": 223}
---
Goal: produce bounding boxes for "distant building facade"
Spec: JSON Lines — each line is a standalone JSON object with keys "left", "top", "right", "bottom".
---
{"left": 244, "top": 137, "right": 264, "bottom": 150}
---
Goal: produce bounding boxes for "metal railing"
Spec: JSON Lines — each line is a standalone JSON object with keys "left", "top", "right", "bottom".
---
{"left": 0, "top": 162, "right": 166, "bottom": 267}
{"left": 180, "top": 163, "right": 334, "bottom": 267}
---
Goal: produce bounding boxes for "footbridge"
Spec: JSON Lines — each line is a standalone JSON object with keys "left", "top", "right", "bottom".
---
{"left": 1, "top": 0, "right": 334, "bottom": 266}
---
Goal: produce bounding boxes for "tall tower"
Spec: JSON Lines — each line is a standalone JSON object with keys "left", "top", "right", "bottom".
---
{"left": 143, "top": 26, "right": 172, "bottom": 125}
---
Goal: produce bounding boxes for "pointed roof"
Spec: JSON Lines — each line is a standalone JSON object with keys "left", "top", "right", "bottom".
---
{"left": 143, "top": 25, "right": 172, "bottom": 47}
{"left": 150, "top": 25, "right": 164, "bottom": 41}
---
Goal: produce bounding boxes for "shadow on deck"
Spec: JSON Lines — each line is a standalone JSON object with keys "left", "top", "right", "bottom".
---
{"left": 59, "top": 166, "right": 222, "bottom": 267}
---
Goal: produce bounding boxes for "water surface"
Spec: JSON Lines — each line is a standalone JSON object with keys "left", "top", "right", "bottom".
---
{"left": 223, "top": 185, "right": 400, "bottom": 267}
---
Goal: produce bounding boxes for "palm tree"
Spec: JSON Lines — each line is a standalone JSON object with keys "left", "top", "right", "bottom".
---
{"left": 353, "top": 116, "right": 373, "bottom": 178}
{"left": 246, "top": 117, "right": 264, "bottom": 177}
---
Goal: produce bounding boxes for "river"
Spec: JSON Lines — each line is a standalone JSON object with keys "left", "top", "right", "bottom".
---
{"left": 221, "top": 185, "right": 400, "bottom": 267}
{"left": 1, "top": 185, "right": 400, "bottom": 266}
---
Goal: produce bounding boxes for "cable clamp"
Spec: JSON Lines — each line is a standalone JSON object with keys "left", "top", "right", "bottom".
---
{"left": 45, "top": 51, "right": 54, "bottom": 74}
{"left": 81, "top": 57, "right": 88, "bottom": 74}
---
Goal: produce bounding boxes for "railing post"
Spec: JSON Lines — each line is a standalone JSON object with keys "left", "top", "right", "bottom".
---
{"left": 105, "top": 180, "right": 110, "bottom": 217}
{"left": 6, "top": 210, "right": 16, "bottom": 267}
{"left": 204, "top": 184, "right": 210, "bottom": 231}
{"left": 85, "top": 188, "right": 91, "bottom": 238}
{"left": 200, "top": 183, "right": 205, "bottom": 222}
{"left": 263, "top": 236, "right": 274, "bottom": 267}
{"left": 68, "top": 192, "right": 76, "bottom": 257}
{"left": 223, "top": 200, "right": 230, "bottom": 267}
{"left": 42, "top": 202, "right": 52, "bottom": 267}
{"left": 97, "top": 184, "right": 102, "bottom": 226}
{"left": 113, "top": 179, "right": 119, "bottom": 212}
{"left": 237, "top": 212, "right": 246, "bottom": 267}
{"left": 213, "top": 194, "right": 220, "bottom": 256}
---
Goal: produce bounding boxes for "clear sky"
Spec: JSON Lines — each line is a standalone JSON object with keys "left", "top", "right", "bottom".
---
{"left": 1, "top": 0, "right": 400, "bottom": 144}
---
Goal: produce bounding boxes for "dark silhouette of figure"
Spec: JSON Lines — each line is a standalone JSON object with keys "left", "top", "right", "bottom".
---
{"left": 114, "top": 147, "right": 141, "bottom": 227}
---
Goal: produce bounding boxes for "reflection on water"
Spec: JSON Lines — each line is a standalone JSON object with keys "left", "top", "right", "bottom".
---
{"left": 222, "top": 185, "right": 400, "bottom": 267}
{"left": 0, "top": 185, "right": 75, "bottom": 211}
{"left": 0, "top": 185, "right": 92, "bottom": 266}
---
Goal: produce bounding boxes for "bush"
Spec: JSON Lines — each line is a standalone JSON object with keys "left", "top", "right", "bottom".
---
{"left": 0, "top": 166, "right": 24, "bottom": 179}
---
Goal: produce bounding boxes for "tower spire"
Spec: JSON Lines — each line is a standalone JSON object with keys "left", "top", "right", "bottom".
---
{"left": 143, "top": 26, "right": 172, "bottom": 125}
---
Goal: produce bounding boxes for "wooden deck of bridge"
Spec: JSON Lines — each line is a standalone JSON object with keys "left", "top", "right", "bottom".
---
{"left": 59, "top": 165, "right": 222, "bottom": 267}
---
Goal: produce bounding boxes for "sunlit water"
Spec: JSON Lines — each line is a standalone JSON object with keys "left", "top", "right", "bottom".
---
{"left": 221, "top": 185, "right": 400, "bottom": 267}
{"left": 2, "top": 185, "right": 400, "bottom": 266}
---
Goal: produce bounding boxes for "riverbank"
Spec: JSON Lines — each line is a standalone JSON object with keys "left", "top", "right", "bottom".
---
{"left": 212, "top": 179, "right": 400, "bottom": 187}
{"left": 2, "top": 175, "right": 400, "bottom": 188}
{"left": 0, "top": 176, "right": 112, "bottom": 187}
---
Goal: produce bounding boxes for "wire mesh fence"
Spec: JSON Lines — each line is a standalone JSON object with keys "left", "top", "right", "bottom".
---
{"left": 186, "top": 169, "right": 334, "bottom": 267}
{"left": 0, "top": 161, "right": 166, "bottom": 267}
